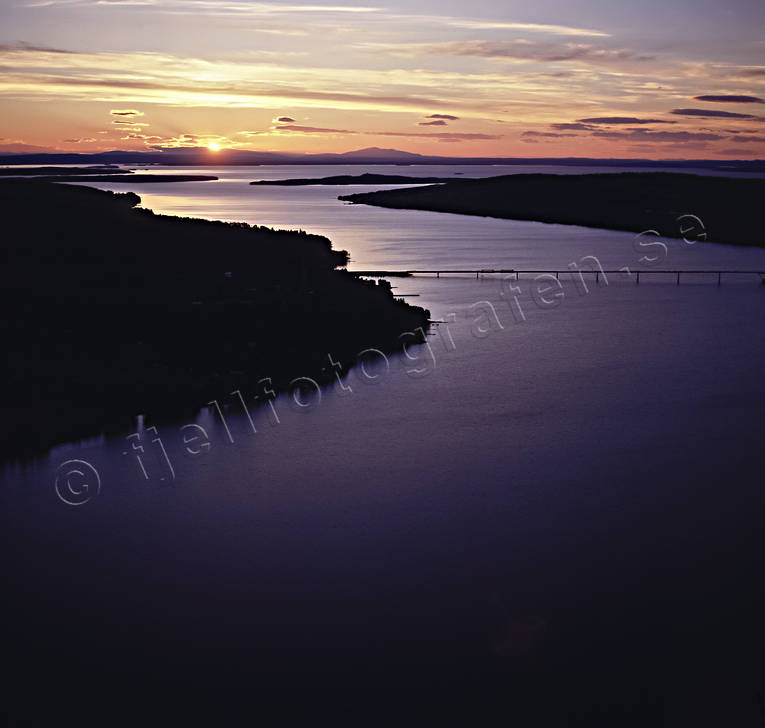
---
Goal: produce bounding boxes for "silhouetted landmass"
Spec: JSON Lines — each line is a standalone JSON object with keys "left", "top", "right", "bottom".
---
{"left": 340, "top": 172, "right": 765, "bottom": 246}
{"left": 1, "top": 146, "right": 764, "bottom": 170}
{"left": 0, "top": 166, "right": 131, "bottom": 176}
{"left": 0, "top": 180, "right": 429, "bottom": 455}
{"left": 250, "top": 173, "right": 465, "bottom": 185}
{"left": 0, "top": 167, "right": 216, "bottom": 182}
{"left": 32, "top": 173, "right": 218, "bottom": 182}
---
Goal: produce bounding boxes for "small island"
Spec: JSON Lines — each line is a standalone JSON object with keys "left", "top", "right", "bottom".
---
{"left": 0, "top": 167, "right": 217, "bottom": 182}
{"left": 0, "top": 180, "right": 429, "bottom": 455}
{"left": 0, "top": 166, "right": 131, "bottom": 176}
{"left": 40, "top": 173, "right": 218, "bottom": 183}
{"left": 339, "top": 172, "right": 765, "bottom": 247}
{"left": 251, "top": 172, "right": 467, "bottom": 186}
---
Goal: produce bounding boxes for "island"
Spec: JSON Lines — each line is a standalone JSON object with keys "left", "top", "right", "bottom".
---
{"left": 0, "top": 166, "right": 131, "bottom": 176}
{"left": 250, "top": 172, "right": 467, "bottom": 185}
{"left": 33, "top": 173, "right": 218, "bottom": 183}
{"left": 0, "top": 180, "right": 429, "bottom": 455}
{"left": 339, "top": 172, "right": 765, "bottom": 247}
{"left": 0, "top": 167, "right": 217, "bottom": 182}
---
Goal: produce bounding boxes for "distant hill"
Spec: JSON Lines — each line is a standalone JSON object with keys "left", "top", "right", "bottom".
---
{"left": 1, "top": 145, "right": 763, "bottom": 171}
{"left": 338, "top": 147, "right": 426, "bottom": 162}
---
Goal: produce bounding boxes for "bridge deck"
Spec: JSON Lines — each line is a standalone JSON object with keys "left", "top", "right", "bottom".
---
{"left": 348, "top": 269, "right": 765, "bottom": 284}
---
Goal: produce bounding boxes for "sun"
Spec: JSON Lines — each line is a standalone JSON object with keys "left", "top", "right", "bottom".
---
{"left": 207, "top": 141, "right": 221, "bottom": 152}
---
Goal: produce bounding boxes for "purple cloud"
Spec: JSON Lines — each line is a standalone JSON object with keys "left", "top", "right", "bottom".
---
{"left": 577, "top": 117, "right": 676, "bottom": 125}
{"left": 419, "top": 40, "right": 654, "bottom": 64}
{"left": 727, "top": 135, "right": 765, "bottom": 142}
{"left": 592, "top": 129, "right": 724, "bottom": 142}
{"left": 522, "top": 131, "right": 576, "bottom": 138}
{"left": 551, "top": 122, "right": 594, "bottom": 131}
{"left": 670, "top": 108, "right": 760, "bottom": 119}
{"left": 276, "top": 124, "right": 357, "bottom": 134}
{"left": 693, "top": 95, "right": 764, "bottom": 104}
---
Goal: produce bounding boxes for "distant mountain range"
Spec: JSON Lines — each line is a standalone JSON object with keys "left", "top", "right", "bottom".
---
{"left": 1, "top": 145, "right": 763, "bottom": 171}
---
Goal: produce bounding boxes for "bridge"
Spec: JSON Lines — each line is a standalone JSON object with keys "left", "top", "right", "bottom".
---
{"left": 348, "top": 269, "right": 765, "bottom": 285}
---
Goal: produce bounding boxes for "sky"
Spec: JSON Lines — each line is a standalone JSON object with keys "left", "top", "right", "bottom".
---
{"left": 1, "top": 0, "right": 764, "bottom": 158}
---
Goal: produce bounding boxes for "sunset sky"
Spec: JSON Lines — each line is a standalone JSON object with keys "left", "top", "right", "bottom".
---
{"left": 1, "top": 0, "right": 764, "bottom": 158}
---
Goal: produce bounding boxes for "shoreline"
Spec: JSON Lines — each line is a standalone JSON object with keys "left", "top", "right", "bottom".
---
{"left": 2, "top": 152, "right": 764, "bottom": 173}
{"left": 55, "top": 174, "right": 218, "bottom": 183}
{"left": 339, "top": 172, "right": 765, "bottom": 247}
{"left": 0, "top": 180, "right": 430, "bottom": 459}
{"left": 250, "top": 173, "right": 466, "bottom": 186}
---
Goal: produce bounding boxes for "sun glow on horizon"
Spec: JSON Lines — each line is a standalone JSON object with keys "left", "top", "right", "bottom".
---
{"left": 1, "top": 1, "right": 764, "bottom": 160}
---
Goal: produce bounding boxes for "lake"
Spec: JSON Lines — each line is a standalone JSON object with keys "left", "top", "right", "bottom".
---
{"left": 4, "top": 165, "right": 765, "bottom": 724}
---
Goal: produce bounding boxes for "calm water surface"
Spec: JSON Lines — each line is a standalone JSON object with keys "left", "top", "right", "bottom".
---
{"left": 5, "top": 165, "right": 765, "bottom": 723}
